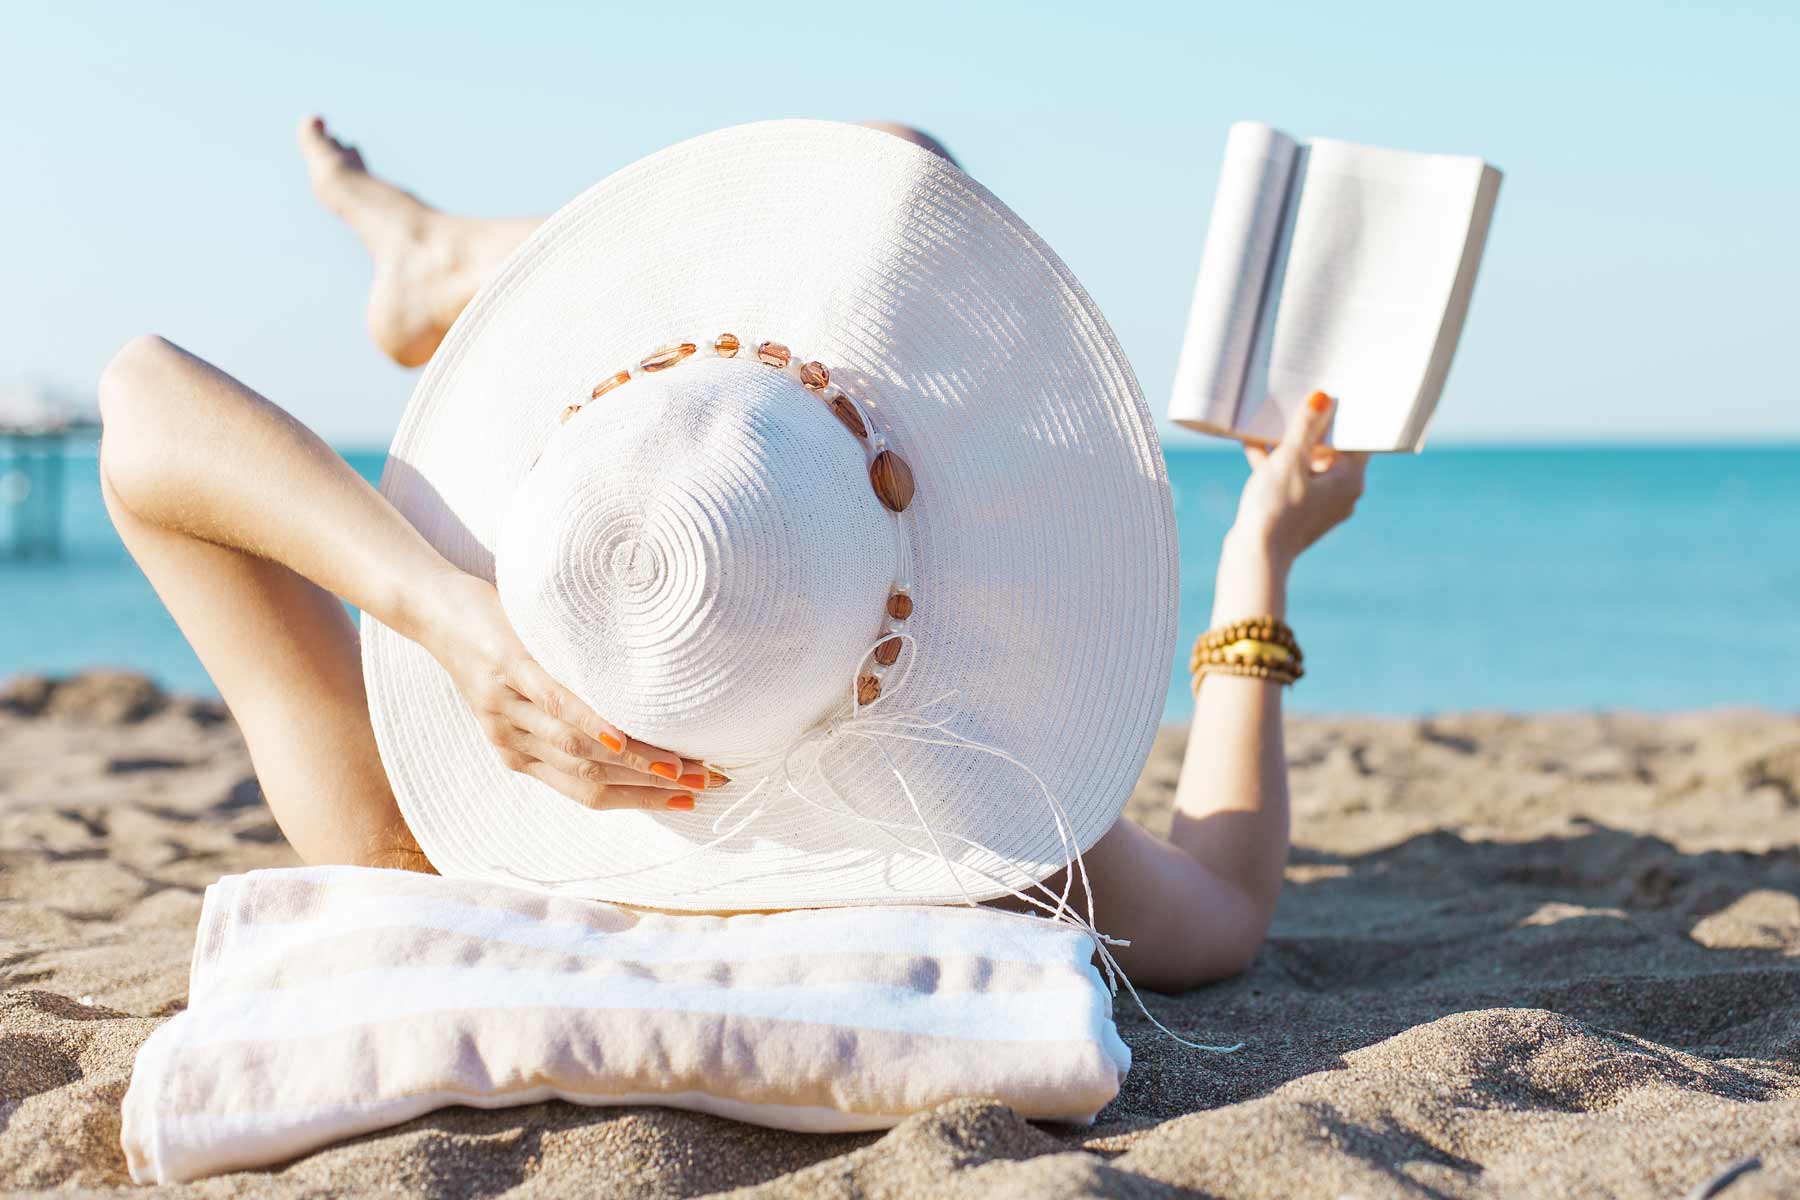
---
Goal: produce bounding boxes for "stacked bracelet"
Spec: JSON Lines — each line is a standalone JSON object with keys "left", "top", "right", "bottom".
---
{"left": 1189, "top": 617, "right": 1304, "bottom": 693}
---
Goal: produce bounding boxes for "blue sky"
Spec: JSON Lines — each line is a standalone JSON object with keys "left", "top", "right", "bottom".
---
{"left": 6, "top": 1, "right": 1796, "bottom": 446}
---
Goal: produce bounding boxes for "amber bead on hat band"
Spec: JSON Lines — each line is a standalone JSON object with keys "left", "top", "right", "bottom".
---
{"left": 830, "top": 396, "right": 869, "bottom": 439}
{"left": 591, "top": 371, "right": 631, "bottom": 401}
{"left": 869, "top": 450, "right": 916, "bottom": 513}
{"left": 640, "top": 342, "right": 696, "bottom": 372}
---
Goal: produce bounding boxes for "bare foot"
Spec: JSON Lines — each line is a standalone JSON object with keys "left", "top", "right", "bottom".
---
{"left": 298, "top": 116, "right": 955, "bottom": 368}
{"left": 298, "top": 116, "right": 532, "bottom": 368}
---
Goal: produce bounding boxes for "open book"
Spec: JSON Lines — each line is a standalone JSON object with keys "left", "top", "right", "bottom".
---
{"left": 1170, "top": 121, "right": 1502, "bottom": 452}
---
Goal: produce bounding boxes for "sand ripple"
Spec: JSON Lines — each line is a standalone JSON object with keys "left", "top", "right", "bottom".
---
{"left": 3, "top": 675, "right": 1797, "bottom": 1196}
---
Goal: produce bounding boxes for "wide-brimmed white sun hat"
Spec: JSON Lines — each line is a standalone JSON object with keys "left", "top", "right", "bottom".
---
{"left": 362, "top": 119, "right": 1178, "bottom": 912}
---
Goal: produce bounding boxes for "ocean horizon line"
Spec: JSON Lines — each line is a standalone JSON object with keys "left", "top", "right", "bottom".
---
{"left": 21, "top": 436, "right": 1800, "bottom": 458}
{"left": 321, "top": 437, "right": 1800, "bottom": 457}
{"left": 327, "top": 436, "right": 1800, "bottom": 456}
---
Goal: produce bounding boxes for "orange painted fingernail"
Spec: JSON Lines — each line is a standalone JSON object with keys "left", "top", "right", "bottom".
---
{"left": 706, "top": 769, "right": 731, "bottom": 788}
{"left": 598, "top": 734, "right": 623, "bottom": 754}
{"left": 1308, "top": 391, "right": 1331, "bottom": 413}
{"left": 666, "top": 794, "right": 695, "bottom": 810}
{"left": 678, "top": 772, "right": 706, "bottom": 789}
{"left": 649, "top": 762, "right": 678, "bottom": 781}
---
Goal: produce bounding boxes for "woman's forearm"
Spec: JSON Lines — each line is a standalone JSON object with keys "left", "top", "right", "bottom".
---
{"left": 1168, "top": 529, "right": 1293, "bottom": 922}
{"left": 99, "top": 335, "right": 703, "bottom": 804}
{"left": 98, "top": 336, "right": 457, "bottom": 639}
{"left": 1067, "top": 398, "right": 1361, "bottom": 988}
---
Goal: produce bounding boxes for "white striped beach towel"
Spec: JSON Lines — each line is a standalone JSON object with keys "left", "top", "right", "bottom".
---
{"left": 121, "top": 866, "right": 1132, "bottom": 1184}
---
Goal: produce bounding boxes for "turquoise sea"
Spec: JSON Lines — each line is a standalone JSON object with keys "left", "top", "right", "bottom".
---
{"left": 3, "top": 445, "right": 1796, "bottom": 721}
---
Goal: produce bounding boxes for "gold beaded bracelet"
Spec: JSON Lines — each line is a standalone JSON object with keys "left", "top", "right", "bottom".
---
{"left": 1189, "top": 616, "right": 1304, "bottom": 694}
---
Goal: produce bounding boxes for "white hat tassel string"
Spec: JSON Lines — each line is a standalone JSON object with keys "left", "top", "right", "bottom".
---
{"left": 490, "top": 780, "right": 774, "bottom": 890}
{"left": 773, "top": 635, "right": 1243, "bottom": 1055}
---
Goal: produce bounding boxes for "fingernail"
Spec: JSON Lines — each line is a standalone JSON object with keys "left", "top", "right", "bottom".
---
{"left": 648, "top": 762, "right": 678, "bottom": 781}
{"left": 706, "top": 768, "right": 731, "bottom": 788}
{"left": 598, "top": 734, "right": 623, "bottom": 754}
{"left": 666, "top": 794, "right": 695, "bottom": 810}
{"left": 678, "top": 772, "right": 706, "bottom": 789}
{"left": 1308, "top": 391, "right": 1331, "bottom": 413}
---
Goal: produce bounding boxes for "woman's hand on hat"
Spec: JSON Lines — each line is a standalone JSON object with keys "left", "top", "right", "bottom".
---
{"left": 1231, "top": 391, "right": 1368, "bottom": 570}
{"left": 418, "top": 572, "right": 708, "bottom": 811}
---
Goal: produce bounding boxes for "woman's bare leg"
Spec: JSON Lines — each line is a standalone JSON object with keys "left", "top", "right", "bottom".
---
{"left": 298, "top": 117, "right": 539, "bottom": 367}
{"left": 300, "top": 116, "right": 960, "bottom": 368}
{"left": 100, "top": 333, "right": 707, "bottom": 867}
{"left": 99, "top": 350, "right": 430, "bottom": 871}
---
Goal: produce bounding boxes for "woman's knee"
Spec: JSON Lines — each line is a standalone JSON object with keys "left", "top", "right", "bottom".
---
{"left": 97, "top": 334, "right": 185, "bottom": 498}
{"left": 98, "top": 334, "right": 180, "bottom": 418}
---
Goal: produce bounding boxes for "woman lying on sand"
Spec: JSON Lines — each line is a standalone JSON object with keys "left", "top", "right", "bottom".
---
{"left": 96, "top": 117, "right": 1366, "bottom": 992}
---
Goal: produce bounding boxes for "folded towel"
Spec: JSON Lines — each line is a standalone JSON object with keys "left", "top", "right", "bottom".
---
{"left": 121, "top": 866, "right": 1131, "bottom": 1184}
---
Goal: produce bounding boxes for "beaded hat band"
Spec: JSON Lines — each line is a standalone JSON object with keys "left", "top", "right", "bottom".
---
{"left": 561, "top": 334, "right": 917, "bottom": 707}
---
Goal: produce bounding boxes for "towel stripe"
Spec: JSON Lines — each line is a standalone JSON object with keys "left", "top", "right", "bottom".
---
{"left": 197, "top": 926, "right": 1086, "bottom": 1002}
{"left": 193, "top": 871, "right": 1094, "bottom": 999}
{"left": 144, "top": 1005, "right": 1126, "bottom": 1121}
{"left": 181, "top": 964, "right": 1119, "bottom": 1047}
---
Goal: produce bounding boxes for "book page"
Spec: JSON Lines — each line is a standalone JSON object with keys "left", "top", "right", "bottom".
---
{"left": 1237, "top": 139, "right": 1493, "bottom": 451}
{"left": 1404, "top": 164, "right": 1503, "bottom": 450}
{"left": 1168, "top": 122, "right": 1298, "bottom": 434}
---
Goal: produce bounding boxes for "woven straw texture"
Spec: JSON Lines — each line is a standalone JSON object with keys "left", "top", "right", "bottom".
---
{"left": 497, "top": 358, "right": 895, "bottom": 765}
{"left": 362, "top": 120, "right": 1177, "bottom": 910}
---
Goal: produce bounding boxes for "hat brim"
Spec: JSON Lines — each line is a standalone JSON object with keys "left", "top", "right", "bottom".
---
{"left": 363, "top": 120, "right": 1177, "bottom": 911}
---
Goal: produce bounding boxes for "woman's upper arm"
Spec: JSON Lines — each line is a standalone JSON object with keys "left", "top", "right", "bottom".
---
{"left": 1078, "top": 818, "right": 1273, "bottom": 991}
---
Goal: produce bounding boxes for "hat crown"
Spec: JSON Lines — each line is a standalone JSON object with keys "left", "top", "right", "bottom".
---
{"left": 495, "top": 356, "right": 895, "bottom": 765}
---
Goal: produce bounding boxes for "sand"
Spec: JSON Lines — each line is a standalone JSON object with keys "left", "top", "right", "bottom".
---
{"left": 2, "top": 671, "right": 1797, "bottom": 1197}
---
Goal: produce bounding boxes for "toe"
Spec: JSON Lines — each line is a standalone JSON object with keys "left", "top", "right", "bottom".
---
{"left": 298, "top": 114, "right": 361, "bottom": 174}
{"left": 297, "top": 113, "right": 329, "bottom": 154}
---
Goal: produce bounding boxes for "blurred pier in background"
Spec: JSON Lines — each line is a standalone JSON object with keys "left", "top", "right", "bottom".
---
{"left": 2, "top": 385, "right": 98, "bottom": 559}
